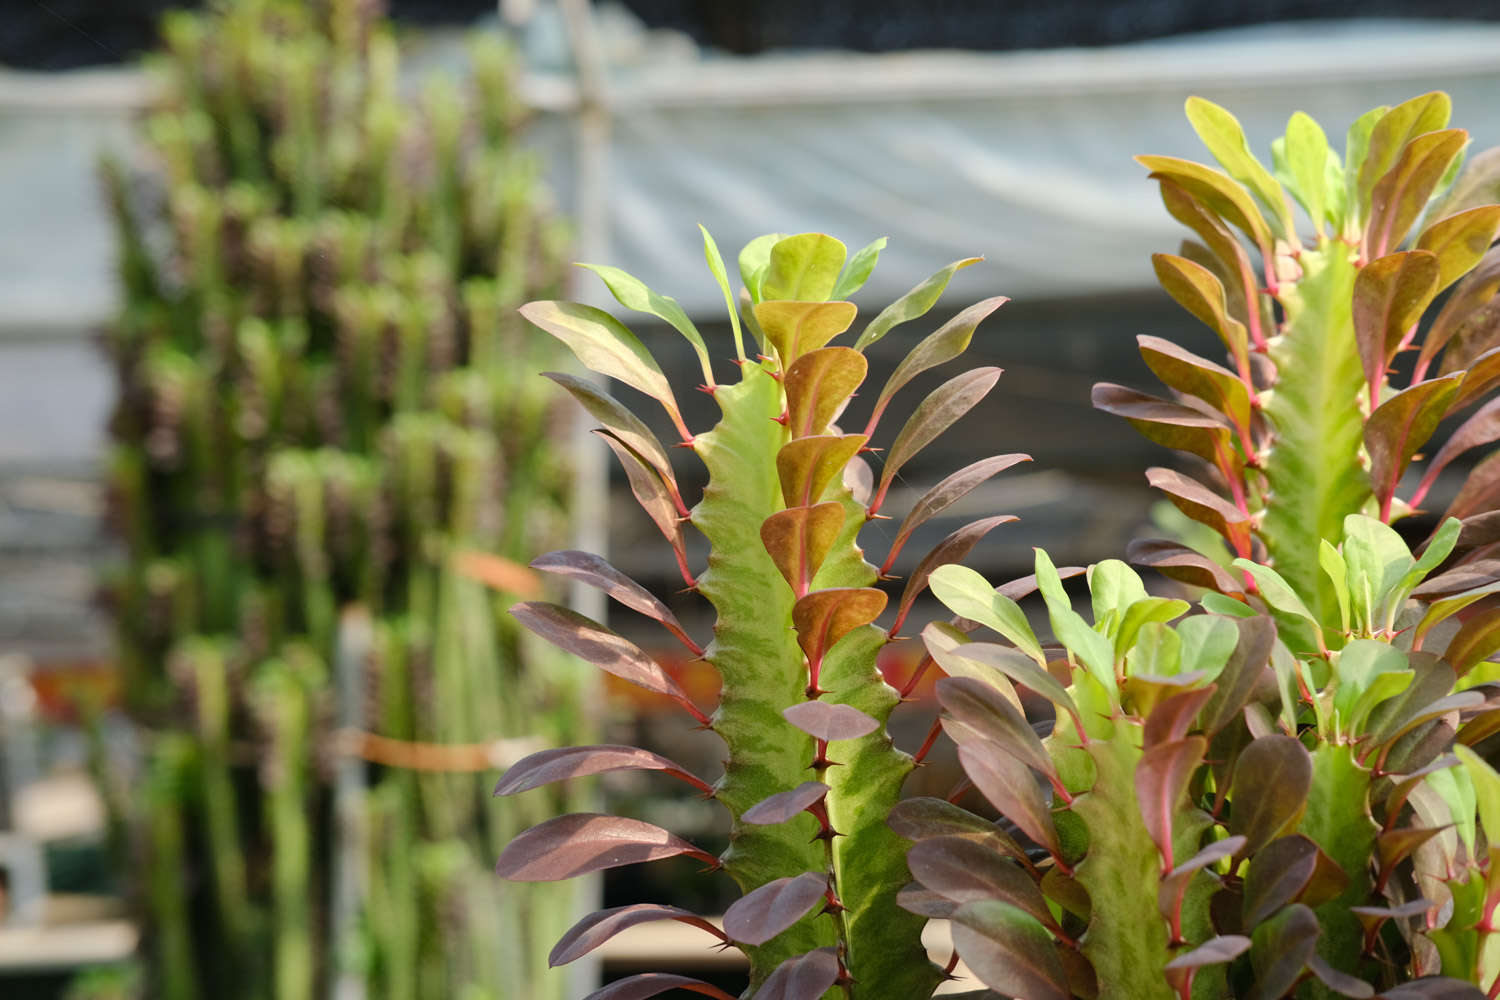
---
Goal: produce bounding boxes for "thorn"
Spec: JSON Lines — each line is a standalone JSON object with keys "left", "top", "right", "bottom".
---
{"left": 818, "top": 899, "right": 845, "bottom": 915}
{"left": 857, "top": 445, "right": 883, "bottom": 454}
{"left": 804, "top": 682, "right": 827, "bottom": 699}
{"left": 772, "top": 412, "right": 789, "bottom": 425}
{"left": 673, "top": 438, "right": 697, "bottom": 449}
{"left": 811, "top": 828, "right": 841, "bottom": 843}
{"left": 877, "top": 573, "right": 900, "bottom": 582}
{"left": 696, "top": 383, "right": 717, "bottom": 395}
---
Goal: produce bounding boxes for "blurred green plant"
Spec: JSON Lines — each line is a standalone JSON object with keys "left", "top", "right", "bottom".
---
{"left": 97, "top": 1, "right": 578, "bottom": 998}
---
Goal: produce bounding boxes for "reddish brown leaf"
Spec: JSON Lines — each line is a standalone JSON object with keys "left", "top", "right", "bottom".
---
{"left": 531, "top": 550, "right": 697, "bottom": 651}
{"left": 1426, "top": 249, "right": 1500, "bottom": 375}
{"left": 909, "top": 835, "right": 1052, "bottom": 927}
{"left": 1147, "top": 467, "right": 1251, "bottom": 554}
{"left": 544, "top": 372, "right": 678, "bottom": 494}
{"left": 1092, "top": 383, "right": 1237, "bottom": 469}
{"left": 894, "top": 516, "right": 1017, "bottom": 632}
{"left": 1442, "top": 450, "right": 1500, "bottom": 523}
{"left": 1415, "top": 397, "right": 1500, "bottom": 504}
{"left": 742, "top": 782, "right": 828, "bottom": 825}
{"left": 1354, "top": 251, "right": 1441, "bottom": 394}
{"left": 950, "top": 900, "right": 1071, "bottom": 1000}
{"left": 1139, "top": 335, "right": 1252, "bottom": 430}
{"left": 1164, "top": 934, "right": 1251, "bottom": 970}
{"left": 496, "top": 814, "right": 717, "bottom": 881}
{"left": 1416, "top": 205, "right": 1500, "bottom": 294}
{"left": 583, "top": 974, "right": 736, "bottom": 1000}
{"left": 723, "top": 872, "right": 828, "bottom": 946}
{"left": 777, "top": 434, "right": 869, "bottom": 508}
{"left": 1366, "top": 374, "right": 1464, "bottom": 513}
{"left": 1144, "top": 686, "right": 1219, "bottom": 748}
{"left": 1157, "top": 836, "right": 1245, "bottom": 928}
{"left": 1251, "top": 904, "right": 1321, "bottom": 999}
{"left": 1376, "top": 826, "right": 1448, "bottom": 876}
{"left": 1243, "top": 835, "right": 1318, "bottom": 926}
{"left": 784, "top": 347, "right": 867, "bottom": 438}
{"left": 595, "top": 430, "right": 692, "bottom": 577}
{"left": 792, "top": 587, "right": 887, "bottom": 665}
{"left": 1366, "top": 129, "right": 1469, "bottom": 258}
{"left": 1452, "top": 348, "right": 1500, "bottom": 411}
{"left": 761, "top": 502, "right": 846, "bottom": 596}
{"left": 755, "top": 300, "right": 858, "bottom": 366}
{"left": 867, "top": 296, "right": 1010, "bottom": 431}
{"left": 882, "top": 454, "right": 1031, "bottom": 574}
{"left": 1199, "top": 616, "right": 1276, "bottom": 736}
{"left": 511, "top": 602, "right": 703, "bottom": 720}
{"left": 1136, "top": 736, "right": 1207, "bottom": 869}
{"left": 958, "top": 743, "right": 1062, "bottom": 861}
{"left": 756, "top": 947, "right": 841, "bottom": 1000}
{"left": 886, "top": 797, "right": 1029, "bottom": 862}
{"left": 1412, "top": 560, "right": 1500, "bottom": 598}
{"left": 1128, "top": 538, "right": 1243, "bottom": 596}
{"left": 1446, "top": 605, "right": 1500, "bottom": 676}
{"left": 782, "top": 701, "right": 879, "bottom": 742}
{"left": 937, "top": 676, "right": 1059, "bottom": 788}
{"left": 495, "top": 745, "right": 712, "bottom": 797}
{"left": 550, "top": 904, "right": 725, "bottom": 966}
{"left": 1229, "top": 735, "right": 1312, "bottom": 856}
{"left": 873, "top": 367, "right": 1003, "bottom": 510}
{"left": 896, "top": 884, "right": 956, "bottom": 918}
{"left": 996, "top": 565, "right": 1086, "bottom": 602}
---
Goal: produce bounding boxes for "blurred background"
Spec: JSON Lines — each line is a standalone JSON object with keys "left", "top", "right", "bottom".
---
{"left": 3, "top": 1, "right": 1500, "bottom": 998}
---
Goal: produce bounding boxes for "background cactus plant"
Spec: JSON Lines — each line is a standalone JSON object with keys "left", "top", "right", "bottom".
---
{"left": 98, "top": 1, "right": 578, "bottom": 997}
{"left": 494, "top": 229, "right": 1025, "bottom": 999}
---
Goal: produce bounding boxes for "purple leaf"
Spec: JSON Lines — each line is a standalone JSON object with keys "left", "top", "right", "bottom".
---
{"left": 742, "top": 782, "right": 828, "bottom": 826}
{"left": 881, "top": 455, "right": 1031, "bottom": 574}
{"left": 582, "top": 974, "right": 737, "bottom": 1000}
{"left": 1092, "top": 382, "right": 1237, "bottom": 469}
{"left": 1128, "top": 538, "right": 1244, "bottom": 596}
{"left": 958, "top": 743, "right": 1063, "bottom": 862}
{"left": 594, "top": 431, "right": 693, "bottom": 582}
{"left": 950, "top": 900, "right": 1071, "bottom": 1000}
{"left": 1229, "top": 736, "right": 1313, "bottom": 857}
{"left": 531, "top": 550, "right": 699, "bottom": 652}
{"left": 1135, "top": 736, "right": 1208, "bottom": 870}
{"left": 761, "top": 502, "right": 846, "bottom": 597}
{"left": 510, "top": 602, "right": 704, "bottom": 721}
{"left": 873, "top": 367, "right": 1002, "bottom": 512}
{"left": 1411, "top": 559, "right": 1500, "bottom": 599}
{"left": 782, "top": 701, "right": 879, "bottom": 742}
{"left": 784, "top": 347, "right": 867, "bottom": 438}
{"left": 867, "top": 296, "right": 1009, "bottom": 432}
{"left": 542, "top": 373, "right": 679, "bottom": 499}
{"left": 756, "top": 947, "right": 841, "bottom": 1000}
{"left": 937, "top": 676, "right": 1060, "bottom": 789}
{"left": 723, "top": 872, "right": 828, "bottom": 946}
{"left": 896, "top": 883, "right": 956, "bottom": 918}
{"left": 1143, "top": 686, "right": 1219, "bottom": 748}
{"left": 1352, "top": 251, "right": 1441, "bottom": 394}
{"left": 907, "top": 835, "right": 1053, "bottom": 928}
{"left": 496, "top": 814, "right": 718, "bottom": 881}
{"left": 776, "top": 434, "right": 869, "bottom": 508}
{"left": 1366, "top": 375, "right": 1463, "bottom": 515}
{"left": 1164, "top": 934, "right": 1251, "bottom": 970}
{"left": 893, "top": 516, "right": 1017, "bottom": 633}
{"left": 887, "top": 797, "right": 1029, "bottom": 863}
{"left": 549, "top": 904, "right": 725, "bottom": 966}
{"left": 494, "top": 745, "right": 713, "bottom": 798}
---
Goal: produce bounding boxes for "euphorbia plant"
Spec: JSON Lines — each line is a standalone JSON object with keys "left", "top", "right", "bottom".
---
{"left": 495, "top": 231, "right": 1024, "bottom": 999}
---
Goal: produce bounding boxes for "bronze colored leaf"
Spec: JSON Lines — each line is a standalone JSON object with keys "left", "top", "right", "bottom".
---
{"left": 887, "top": 797, "right": 1029, "bottom": 862}
{"left": 755, "top": 300, "right": 858, "bottom": 367}
{"left": 723, "top": 872, "right": 828, "bottom": 946}
{"left": 544, "top": 371, "right": 681, "bottom": 500}
{"left": 583, "top": 974, "right": 737, "bottom": 1000}
{"left": 1425, "top": 249, "right": 1500, "bottom": 375}
{"left": 1144, "top": 686, "right": 1219, "bottom": 748}
{"left": 777, "top": 434, "right": 869, "bottom": 508}
{"left": 511, "top": 602, "right": 702, "bottom": 721}
{"left": 882, "top": 455, "right": 1031, "bottom": 574}
{"left": 1414, "top": 396, "right": 1500, "bottom": 502}
{"left": 1416, "top": 205, "right": 1500, "bottom": 294}
{"left": 756, "top": 947, "right": 841, "bottom": 1000}
{"left": 950, "top": 900, "right": 1071, "bottom": 1000}
{"left": 1151, "top": 253, "right": 1251, "bottom": 360}
{"left": 792, "top": 587, "right": 887, "bottom": 666}
{"left": 782, "top": 701, "right": 880, "bottom": 742}
{"left": 1353, "top": 251, "right": 1441, "bottom": 395}
{"left": 1127, "top": 538, "right": 1244, "bottom": 597}
{"left": 1248, "top": 903, "right": 1320, "bottom": 1000}
{"left": 1155, "top": 176, "right": 1261, "bottom": 361}
{"left": 550, "top": 904, "right": 725, "bottom": 966}
{"left": 1443, "top": 451, "right": 1500, "bottom": 523}
{"left": 1366, "top": 374, "right": 1464, "bottom": 514}
{"left": 531, "top": 550, "right": 698, "bottom": 651}
{"left": 1242, "top": 835, "right": 1318, "bottom": 926}
{"left": 1139, "top": 335, "right": 1252, "bottom": 431}
{"left": 784, "top": 347, "right": 867, "bottom": 438}
{"left": 1366, "top": 129, "right": 1469, "bottom": 258}
{"left": 1451, "top": 347, "right": 1500, "bottom": 411}
{"left": 1135, "top": 736, "right": 1208, "bottom": 869}
{"left": 1147, "top": 466, "right": 1251, "bottom": 554}
{"left": 496, "top": 814, "right": 717, "bottom": 881}
{"left": 1229, "top": 736, "right": 1312, "bottom": 857}
{"left": 495, "top": 745, "right": 712, "bottom": 797}
{"left": 1357, "top": 92, "right": 1452, "bottom": 223}
{"left": 867, "top": 296, "right": 1009, "bottom": 431}
{"left": 594, "top": 430, "right": 692, "bottom": 579}
{"left": 873, "top": 367, "right": 1003, "bottom": 510}
{"left": 1445, "top": 605, "right": 1500, "bottom": 676}
{"left": 761, "top": 502, "right": 846, "bottom": 596}
{"left": 893, "top": 516, "right": 1017, "bottom": 632}
{"left": 958, "top": 743, "right": 1062, "bottom": 861}
{"left": 1136, "top": 155, "right": 1275, "bottom": 259}
{"left": 908, "top": 835, "right": 1053, "bottom": 927}
{"left": 1092, "top": 383, "right": 1237, "bottom": 469}
{"left": 937, "top": 676, "right": 1059, "bottom": 787}
{"left": 742, "top": 782, "right": 829, "bottom": 826}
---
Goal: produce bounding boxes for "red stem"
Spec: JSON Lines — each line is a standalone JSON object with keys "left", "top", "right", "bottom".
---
{"left": 912, "top": 718, "right": 943, "bottom": 765}
{"left": 899, "top": 653, "right": 936, "bottom": 700}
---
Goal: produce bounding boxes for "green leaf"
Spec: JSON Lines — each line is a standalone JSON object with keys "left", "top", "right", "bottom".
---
{"left": 1202, "top": 591, "right": 1258, "bottom": 618}
{"left": 1352, "top": 250, "right": 1441, "bottom": 396}
{"left": 737, "top": 232, "right": 786, "bottom": 303}
{"left": 1320, "top": 539, "right": 1352, "bottom": 634}
{"left": 1036, "top": 548, "right": 1118, "bottom": 700}
{"left": 1177, "top": 614, "right": 1240, "bottom": 681}
{"left": 867, "top": 296, "right": 1008, "bottom": 431}
{"left": 1137, "top": 154, "right": 1276, "bottom": 258}
{"left": 761, "top": 233, "right": 848, "bottom": 303}
{"left": 1233, "top": 560, "right": 1322, "bottom": 638}
{"left": 1185, "top": 96, "right": 1295, "bottom": 239}
{"left": 700, "top": 224, "right": 745, "bottom": 361}
{"left": 1089, "top": 559, "right": 1150, "bottom": 627}
{"left": 1333, "top": 639, "right": 1412, "bottom": 736}
{"left": 924, "top": 629, "right": 1079, "bottom": 725}
{"left": 830, "top": 236, "right": 887, "bottom": 300}
{"left": 1126, "top": 620, "right": 1182, "bottom": 679}
{"left": 520, "top": 300, "right": 682, "bottom": 427}
{"left": 1280, "top": 111, "right": 1332, "bottom": 237}
{"left": 579, "top": 262, "right": 715, "bottom": 387}
{"left": 854, "top": 257, "right": 982, "bottom": 351}
{"left": 1356, "top": 92, "right": 1452, "bottom": 228}
{"left": 1416, "top": 205, "right": 1500, "bottom": 294}
{"left": 783, "top": 347, "right": 867, "bottom": 438}
{"left": 1340, "top": 514, "right": 1414, "bottom": 633}
{"left": 1343, "top": 104, "right": 1388, "bottom": 227}
{"left": 1454, "top": 745, "right": 1500, "bottom": 852}
{"left": 1230, "top": 735, "right": 1313, "bottom": 856}
{"left": 928, "top": 564, "right": 1045, "bottom": 665}
{"left": 754, "top": 300, "right": 858, "bottom": 367}
{"left": 1115, "top": 598, "right": 1191, "bottom": 661}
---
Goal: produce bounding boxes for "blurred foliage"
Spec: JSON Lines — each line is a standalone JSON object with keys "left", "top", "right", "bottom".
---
{"left": 96, "top": 1, "right": 585, "bottom": 998}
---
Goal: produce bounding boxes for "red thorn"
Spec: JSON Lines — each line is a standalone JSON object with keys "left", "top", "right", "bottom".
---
{"left": 773, "top": 413, "right": 789, "bottom": 425}
{"left": 673, "top": 438, "right": 697, "bottom": 449}
{"left": 696, "top": 383, "right": 717, "bottom": 395}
